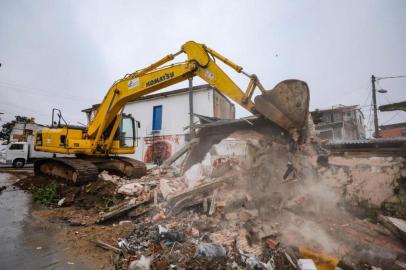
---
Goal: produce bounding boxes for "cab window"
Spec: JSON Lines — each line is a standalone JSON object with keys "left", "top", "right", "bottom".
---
{"left": 9, "top": 144, "right": 24, "bottom": 150}
{"left": 119, "top": 118, "right": 135, "bottom": 148}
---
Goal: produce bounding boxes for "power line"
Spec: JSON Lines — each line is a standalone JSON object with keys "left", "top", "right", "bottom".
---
{"left": 0, "top": 80, "right": 96, "bottom": 102}
{"left": 361, "top": 90, "right": 371, "bottom": 107}
{"left": 381, "top": 111, "right": 402, "bottom": 126}
{"left": 376, "top": 75, "right": 406, "bottom": 80}
{"left": 0, "top": 101, "right": 49, "bottom": 117}
{"left": 365, "top": 91, "right": 374, "bottom": 137}
{"left": 381, "top": 93, "right": 393, "bottom": 105}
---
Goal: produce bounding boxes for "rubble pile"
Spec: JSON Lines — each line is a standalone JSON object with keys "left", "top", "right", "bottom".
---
{"left": 98, "top": 129, "right": 405, "bottom": 269}
{"left": 14, "top": 127, "right": 406, "bottom": 269}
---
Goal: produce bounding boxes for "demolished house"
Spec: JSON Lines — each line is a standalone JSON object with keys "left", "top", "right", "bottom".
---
{"left": 15, "top": 113, "right": 406, "bottom": 270}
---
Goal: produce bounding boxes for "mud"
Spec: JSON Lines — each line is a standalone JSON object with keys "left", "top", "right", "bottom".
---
{"left": 0, "top": 171, "right": 94, "bottom": 269}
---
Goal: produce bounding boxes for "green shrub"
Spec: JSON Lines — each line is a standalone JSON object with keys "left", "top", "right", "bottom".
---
{"left": 31, "top": 184, "right": 59, "bottom": 206}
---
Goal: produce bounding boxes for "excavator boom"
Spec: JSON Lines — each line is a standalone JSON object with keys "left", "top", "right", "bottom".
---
{"left": 34, "top": 41, "right": 309, "bottom": 184}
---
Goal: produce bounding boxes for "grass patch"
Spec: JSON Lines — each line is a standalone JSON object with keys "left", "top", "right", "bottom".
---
{"left": 31, "top": 184, "right": 60, "bottom": 206}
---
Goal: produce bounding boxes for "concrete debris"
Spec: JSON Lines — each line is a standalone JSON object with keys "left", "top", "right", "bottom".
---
{"left": 14, "top": 124, "right": 406, "bottom": 270}
{"left": 117, "top": 182, "right": 144, "bottom": 196}
{"left": 298, "top": 259, "right": 317, "bottom": 270}
{"left": 184, "top": 163, "right": 206, "bottom": 188}
{"left": 128, "top": 255, "right": 151, "bottom": 270}
{"left": 159, "top": 178, "right": 182, "bottom": 200}
{"left": 162, "top": 138, "right": 199, "bottom": 167}
{"left": 57, "top": 197, "right": 66, "bottom": 207}
{"left": 378, "top": 215, "right": 406, "bottom": 242}
{"left": 98, "top": 170, "right": 125, "bottom": 184}
{"left": 195, "top": 242, "right": 227, "bottom": 258}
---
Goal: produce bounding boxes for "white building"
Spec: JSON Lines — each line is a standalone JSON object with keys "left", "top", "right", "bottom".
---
{"left": 10, "top": 121, "right": 43, "bottom": 143}
{"left": 83, "top": 84, "right": 235, "bottom": 164}
{"left": 311, "top": 105, "right": 366, "bottom": 141}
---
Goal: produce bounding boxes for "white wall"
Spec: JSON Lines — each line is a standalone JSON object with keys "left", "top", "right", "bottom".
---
{"left": 10, "top": 123, "right": 40, "bottom": 141}
{"left": 123, "top": 88, "right": 214, "bottom": 162}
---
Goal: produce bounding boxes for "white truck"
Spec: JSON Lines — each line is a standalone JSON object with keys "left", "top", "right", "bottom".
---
{"left": 0, "top": 141, "right": 54, "bottom": 168}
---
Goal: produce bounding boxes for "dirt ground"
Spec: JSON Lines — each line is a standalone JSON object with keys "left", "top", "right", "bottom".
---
{"left": 15, "top": 174, "right": 124, "bottom": 209}
{"left": 1, "top": 169, "right": 130, "bottom": 269}
{"left": 32, "top": 206, "right": 135, "bottom": 269}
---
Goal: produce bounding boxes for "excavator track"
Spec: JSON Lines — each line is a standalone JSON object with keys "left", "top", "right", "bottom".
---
{"left": 114, "top": 156, "right": 147, "bottom": 178}
{"left": 34, "top": 158, "right": 99, "bottom": 185}
{"left": 34, "top": 156, "right": 147, "bottom": 185}
{"left": 87, "top": 156, "right": 147, "bottom": 179}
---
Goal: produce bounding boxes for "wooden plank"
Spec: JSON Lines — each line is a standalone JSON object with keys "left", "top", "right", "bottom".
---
{"left": 168, "top": 174, "right": 237, "bottom": 214}
{"left": 94, "top": 240, "right": 122, "bottom": 253}
{"left": 168, "top": 174, "right": 236, "bottom": 206}
{"left": 97, "top": 197, "right": 152, "bottom": 223}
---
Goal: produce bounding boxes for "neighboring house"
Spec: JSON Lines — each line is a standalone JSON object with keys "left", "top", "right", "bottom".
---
{"left": 82, "top": 84, "right": 235, "bottom": 164}
{"left": 379, "top": 122, "right": 406, "bottom": 138}
{"left": 10, "top": 122, "right": 44, "bottom": 143}
{"left": 311, "top": 105, "right": 366, "bottom": 141}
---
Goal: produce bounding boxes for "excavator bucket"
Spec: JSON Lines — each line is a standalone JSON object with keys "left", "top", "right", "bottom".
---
{"left": 254, "top": 80, "right": 310, "bottom": 136}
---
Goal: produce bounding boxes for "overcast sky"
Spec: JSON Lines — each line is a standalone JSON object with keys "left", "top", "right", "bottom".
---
{"left": 0, "top": 0, "right": 405, "bottom": 136}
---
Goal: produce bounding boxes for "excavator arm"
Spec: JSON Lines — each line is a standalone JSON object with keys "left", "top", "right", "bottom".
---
{"left": 34, "top": 40, "right": 309, "bottom": 184}
{"left": 88, "top": 41, "right": 274, "bottom": 153}
{"left": 36, "top": 41, "right": 310, "bottom": 156}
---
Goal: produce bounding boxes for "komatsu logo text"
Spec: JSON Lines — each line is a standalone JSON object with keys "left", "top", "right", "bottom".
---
{"left": 146, "top": 72, "right": 174, "bottom": 87}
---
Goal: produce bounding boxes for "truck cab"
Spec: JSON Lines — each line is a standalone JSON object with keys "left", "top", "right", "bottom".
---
{"left": 0, "top": 142, "right": 28, "bottom": 168}
{"left": 0, "top": 141, "right": 57, "bottom": 168}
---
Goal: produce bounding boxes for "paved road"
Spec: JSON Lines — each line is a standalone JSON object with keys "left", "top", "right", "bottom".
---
{"left": 0, "top": 172, "right": 91, "bottom": 269}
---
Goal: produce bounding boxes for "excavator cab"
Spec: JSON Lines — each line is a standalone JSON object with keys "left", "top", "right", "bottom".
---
{"left": 116, "top": 114, "right": 138, "bottom": 149}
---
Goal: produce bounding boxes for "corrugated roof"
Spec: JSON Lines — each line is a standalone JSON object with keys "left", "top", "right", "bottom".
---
{"left": 379, "top": 101, "right": 406, "bottom": 112}
{"left": 311, "top": 105, "right": 360, "bottom": 113}
{"left": 380, "top": 122, "right": 406, "bottom": 130}
{"left": 327, "top": 137, "right": 406, "bottom": 146}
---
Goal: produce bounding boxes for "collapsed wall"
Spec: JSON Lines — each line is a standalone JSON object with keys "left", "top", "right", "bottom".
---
{"left": 161, "top": 116, "right": 406, "bottom": 256}
{"left": 181, "top": 117, "right": 406, "bottom": 220}
{"left": 83, "top": 117, "right": 406, "bottom": 269}
{"left": 319, "top": 155, "right": 406, "bottom": 218}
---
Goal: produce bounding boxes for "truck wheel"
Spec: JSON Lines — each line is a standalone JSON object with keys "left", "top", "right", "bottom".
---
{"left": 13, "top": 159, "right": 25, "bottom": 168}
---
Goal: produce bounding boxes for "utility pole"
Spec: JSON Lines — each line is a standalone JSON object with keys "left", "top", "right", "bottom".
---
{"left": 371, "top": 75, "right": 380, "bottom": 138}
{"left": 188, "top": 78, "right": 194, "bottom": 139}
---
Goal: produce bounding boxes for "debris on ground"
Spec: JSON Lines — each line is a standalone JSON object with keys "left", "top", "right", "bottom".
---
{"left": 378, "top": 214, "right": 406, "bottom": 243}
{"left": 13, "top": 118, "right": 406, "bottom": 269}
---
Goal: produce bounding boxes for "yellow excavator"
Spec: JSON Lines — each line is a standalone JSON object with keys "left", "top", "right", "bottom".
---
{"left": 34, "top": 41, "right": 310, "bottom": 184}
